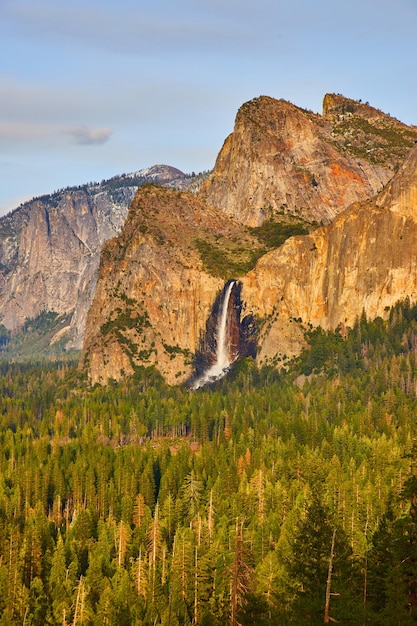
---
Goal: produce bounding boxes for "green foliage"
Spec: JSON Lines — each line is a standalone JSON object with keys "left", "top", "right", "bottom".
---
{"left": 100, "top": 308, "right": 151, "bottom": 337}
{"left": 249, "top": 219, "right": 309, "bottom": 248}
{"left": 332, "top": 115, "right": 417, "bottom": 164}
{"left": 0, "top": 299, "right": 416, "bottom": 623}
{"left": 195, "top": 237, "right": 264, "bottom": 279}
{"left": 0, "top": 311, "right": 79, "bottom": 362}
{"left": 284, "top": 492, "right": 356, "bottom": 624}
{"left": 196, "top": 218, "right": 313, "bottom": 279}
{"left": 0, "top": 324, "right": 10, "bottom": 348}
{"left": 297, "top": 299, "right": 417, "bottom": 376}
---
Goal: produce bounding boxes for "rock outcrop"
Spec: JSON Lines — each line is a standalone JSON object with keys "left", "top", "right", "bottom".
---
{"left": 2, "top": 92, "right": 416, "bottom": 376}
{"left": 199, "top": 95, "right": 417, "bottom": 226}
{"left": 82, "top": 99, "right": 417, "bottom": 385}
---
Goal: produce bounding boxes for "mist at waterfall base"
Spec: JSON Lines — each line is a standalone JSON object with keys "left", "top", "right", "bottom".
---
{"left": 188, "top": 280, "right": 257, "bottom": 390}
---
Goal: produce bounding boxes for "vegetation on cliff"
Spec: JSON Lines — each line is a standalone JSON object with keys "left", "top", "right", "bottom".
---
{"left": 323, "top": 93, "right": 417, "bottom": 166}
{"left": 0, "top": 299, "right": 416, "bottom": 624}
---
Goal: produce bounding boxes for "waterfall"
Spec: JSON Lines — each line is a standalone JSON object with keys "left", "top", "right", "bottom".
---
{"left": 191, "top": 280, "right": 236, "bottom": 389}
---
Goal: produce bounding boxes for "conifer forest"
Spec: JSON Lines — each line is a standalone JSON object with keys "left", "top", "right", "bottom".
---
{"left": 1, "top": 300, "right": 417, "bottom": 625}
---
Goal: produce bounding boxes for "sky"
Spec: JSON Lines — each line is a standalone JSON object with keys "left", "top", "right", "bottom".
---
{"left": 1, "top": 0, "right": 417, "bottom": 215}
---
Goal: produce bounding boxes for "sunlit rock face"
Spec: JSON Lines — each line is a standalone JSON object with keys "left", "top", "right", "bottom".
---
{"left": 2, "top": 93, "right": 416, "bottom": 365}
{"left": 83, "top": 144, "right": 417, "bottom": 385}
{"left": 199, "top": 94, "right": 416, "bottom": 227}
{"left": 242, "top": 145, "right": 417, "bottom": 365}
{"left": 82, "top": 186, "right": 258, "bottom": 386}
{"left": 81, "top": 98, "right": 417, "bottom": 386}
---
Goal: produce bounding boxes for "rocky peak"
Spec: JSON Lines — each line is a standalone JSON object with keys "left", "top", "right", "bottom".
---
{"left": 323, "top": 93, "right": 389, "bottom": 122}
{"left": 323, "top": 93, "right": 417, "bottom": 169}
{"left": 199, "top": 94, "right": 417, "bottom": 227}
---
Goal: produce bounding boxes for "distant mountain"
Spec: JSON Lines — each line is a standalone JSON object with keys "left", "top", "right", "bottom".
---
{"left": 0, "top": 165, "right": 209, "bottom": 355}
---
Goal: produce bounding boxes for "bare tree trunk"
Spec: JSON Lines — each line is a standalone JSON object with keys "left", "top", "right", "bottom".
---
{"left": 73, "top": 576, "right": 85, "bottom": 625}
{"left": 194, "top": 546, "right": 199, "bottom": 624}
{"left": 324, "top": 529, "right": 337, "bottom": 624}
{"left": 231, "top": 518, "right": 239, "bottom": 626}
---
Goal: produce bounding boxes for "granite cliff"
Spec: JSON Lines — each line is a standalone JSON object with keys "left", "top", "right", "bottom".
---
{"left": 1, "top": 92, "right": 416, "bottom": 375}
{"left": 199, "top": 94, "right": 417, "bottom": 226}
{"left": 0, "top": 166, "right": 203, "bottom": 352}
{"left": 242, "top": 143, "right": 417, "bottom": 365}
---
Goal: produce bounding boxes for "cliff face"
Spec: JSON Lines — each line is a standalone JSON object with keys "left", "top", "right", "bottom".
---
{"left": 82, "top": 186, "right": 262, "bottom": 385}
{"left": 2, "top": 93, "right": 417, "bottom": 376}
{"left": 199, "top": 95, "right": 417, "bottom": 226}
{"left": 0, "top": 165, "right": 199, "bottom": 350}
{"left": 0, "top": 190, "right": 127, "bottom": 349}
{"left": 242, "top": 144, "right": 417, "bottom": 364}
{"left": 84, "top": 144, "right": 417, "bottom": 385}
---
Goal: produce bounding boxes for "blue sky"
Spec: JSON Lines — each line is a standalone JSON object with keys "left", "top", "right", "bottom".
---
{"left": 1, "top": 0, "right": 417, "bottom": 214}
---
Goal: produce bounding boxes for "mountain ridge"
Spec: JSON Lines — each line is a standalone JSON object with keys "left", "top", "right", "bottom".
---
{"left": 0, "top": 92, "right": 416, "bottom": 379}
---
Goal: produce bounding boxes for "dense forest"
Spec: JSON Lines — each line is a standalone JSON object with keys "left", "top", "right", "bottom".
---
{"left": 0, "top": 300, "right": 417, "bottom": 625}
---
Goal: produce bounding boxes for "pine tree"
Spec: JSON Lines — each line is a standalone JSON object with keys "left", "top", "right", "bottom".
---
{"left": 49, "top": 534, "right": 74, "bottom": 624}
{"left": 285, "top": 491, "right": 356, "bottom": 624}
{"left": 369, "top": 474, "right": 417, "bottom": 624}
{"left": 170, "top": 526, "right": 195, "bottom": 624}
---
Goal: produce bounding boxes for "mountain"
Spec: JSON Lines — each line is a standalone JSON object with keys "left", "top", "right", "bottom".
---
{"left": 0, "top": 165, "right": 207, "bottom": 352}
{"left": 199, "top": 94, "right": 417, "bottom": 226}
{"left": 83, "top": 134, "right": 417, "bottom": 385}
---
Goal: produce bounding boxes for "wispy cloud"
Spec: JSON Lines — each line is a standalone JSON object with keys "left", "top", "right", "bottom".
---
{"left": 0, "top": 121, "right": 56, "bottom": 141}
{"left": 65, "top": 126, "right": 112, "bottom": 146}
{"left": 0, "top": 121, "right": 112, "bottom": 146}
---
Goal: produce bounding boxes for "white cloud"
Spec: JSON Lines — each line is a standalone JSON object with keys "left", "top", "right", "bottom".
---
{"left": 65, "top": 126, "right": 113, "bottom": 146}
{"left": 0, "top": 120, "right": 112, "bottom": 147}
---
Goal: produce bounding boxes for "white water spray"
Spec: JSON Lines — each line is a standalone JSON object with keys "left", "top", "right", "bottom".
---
{"left": 191, "top": 281, "right": 236, "bottom": 389}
